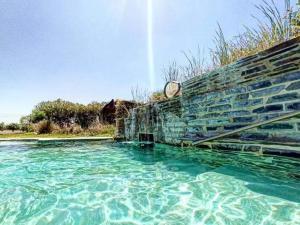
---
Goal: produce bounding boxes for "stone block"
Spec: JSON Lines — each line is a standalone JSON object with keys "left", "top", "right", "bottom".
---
{"left": 222, "top": 110, "right": 251, "bottom": 117}
{"left": 250, "top": 85, "right": 285, "bottom": 98}
{"left": 273, "top": 56, "right": 300, "bottom": 67}
{"left": 202, "top": 113, "right": 221, "bottom": 118}
{"left": 248, "top": 80, "right": 272, "bottom": 91}
{"left": 208, "top": 104, "right": 231, "bottom": 112}
{"left": 233, "top": 98, "right": 263, "bottom": 108}
{"left": 243, "top": 145, "right": 261, "bottom": 152}
{"left": 186, "top": 126, "right": 204, "bottom": 133}
{"left": 206, "top": 126, "right": 218, "bottom": 131}
{"left": 225, "top": 87, "right": 247, "bottom": 95}
{"left": 188, "top": 119, "right": 206, "bottom": 126}
{"left": 212, "top": 143, "right": 243, "bottom": 151}
{"left": 207, "top": 118, "right": 231, "bottom": 125}
{"left": 262, "top": 147, "right": 300, "bottom": 157}
{"left": 233, "top": 116, "right": 257, "bottom": 123}
{"left": 258, "top": 113, "right": 283, "bottom": 121}
{"left": 253, "top": 104, "right": 283, "bottom": 113}
{"left": 286, "top": 102, "right": 300, "bottom": 110}
{"left": 242, "top": 65, "right": 267, "bottom": 76}
{"left": 235, "top": 93, "right": 249, "bottom": 100}
{"left": 259, "top": 123, "right": 294, "bottom": 130}
{"left": 185, "top": 114, "right": 197, "bottom": 120}
{"left": 286, "top": 81, "right": 300, "bottom": 91}
{"left": 267, "top": 92, "right": 299, "bottom": 104}
{"left": 240, "top": 132, "right": 269, "bottom": 141}
{"left": 272, "top": 71, "right": 300, "bottom": 84}
{"left": 216, "top": 97, "right": 232, "bottom": 104}
{"left": 207, "top": 92, "right": 223, "bottom": 100}
{"left": 224, "top": 124, "right": 246, "bottom": 130}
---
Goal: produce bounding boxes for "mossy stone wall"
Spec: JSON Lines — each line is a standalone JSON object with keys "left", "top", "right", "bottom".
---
{"left": 124, "top": 37, "right": 300, "bottom": 156}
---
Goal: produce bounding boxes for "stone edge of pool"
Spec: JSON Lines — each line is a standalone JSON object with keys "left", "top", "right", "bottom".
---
{"left": 0, "top": 137, "right": 114, "bottom": 142}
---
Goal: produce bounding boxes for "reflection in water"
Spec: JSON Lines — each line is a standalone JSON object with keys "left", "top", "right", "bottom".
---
{"left": 0, "top": 141, "right": 299, "bottom": 224}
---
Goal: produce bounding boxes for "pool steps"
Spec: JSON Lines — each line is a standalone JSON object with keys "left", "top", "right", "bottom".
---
{"left": 192, "top": 111, "right": 300, "bottom": 146}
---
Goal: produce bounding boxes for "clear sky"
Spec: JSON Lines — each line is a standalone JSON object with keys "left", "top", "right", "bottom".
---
{"left": 0, "top": 0, "right": 297, "bottom": 123}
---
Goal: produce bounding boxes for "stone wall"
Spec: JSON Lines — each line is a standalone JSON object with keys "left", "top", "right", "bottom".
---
{"left": 124, "top": 37, "right": 300, "bottom": 156}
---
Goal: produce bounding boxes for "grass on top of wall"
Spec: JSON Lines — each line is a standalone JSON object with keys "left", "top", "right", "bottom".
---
{"left": 162, "top": 0, "right": 300, "bottom": 83}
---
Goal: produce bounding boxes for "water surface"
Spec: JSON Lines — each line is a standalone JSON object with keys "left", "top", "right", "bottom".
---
{"left": 0, "top": 141, "right": 299, "bottom": 224}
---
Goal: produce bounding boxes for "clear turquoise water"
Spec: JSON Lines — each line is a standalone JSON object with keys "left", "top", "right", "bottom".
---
{"left": 0, "top": 141, "right": 299, "bottom": 225}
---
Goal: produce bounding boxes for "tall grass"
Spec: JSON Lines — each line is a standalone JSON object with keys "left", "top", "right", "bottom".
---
{"left": 130, "top": 85, "right": 150, "bottom": 104}
{"left": 181, "top": 48, "right": 208, "bottom": 80}
{"left": 163, "top": 61, "right": 180, "bottom": 83}
{"left": 162, "top": 0, "right": 300, "bottom": 82}
{"left": 211, "top": 0, "right": 299, "bottom": 67}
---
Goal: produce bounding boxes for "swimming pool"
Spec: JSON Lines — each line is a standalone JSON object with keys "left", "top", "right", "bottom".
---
{"left": 0, "top": 141, "right": 299, "bottom": 224}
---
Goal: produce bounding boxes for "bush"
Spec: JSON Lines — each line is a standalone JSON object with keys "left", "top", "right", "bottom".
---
{"left": 30, "top": 99, "right": 103, "bottom": 128}
{"left": 76, "top": 102, "right": 102, "bottom": 128}
{"left": 33, "top": 120, "right": 59, "bottom": 134}
{"left": 20, "top": 116, "right": 34, "bottom": 132}
{"left": 5, "top": 123, "right": 20, "bottom": 132}
{"left": 86, "top": 122, "right": 104, "bottom": 135}
{"left": 0, "top": 122, "right": 5, "bottom": 131}
{"left": 30, "top": 110, "right": 46, "bottom": 123}
{"left": 150, "top": 91, "right": 166, "bottom": 102}
{"left": 69, "top": 124, "right": 84, "bottom": 134}
{"left": 98, "top": 125, "right": 115, "bottom": 136}
{"left": 52, "top": 124, "right": 83, "bottom": 134}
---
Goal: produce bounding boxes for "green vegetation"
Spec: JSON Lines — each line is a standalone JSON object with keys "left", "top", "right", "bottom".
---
{"left": 135, "top": 0, "right": 300, "bottom": 105}
{"left": 1, "top": 99, "right": 116, "bottom": 138}
{"left": 163, "top": 0, "right": 300, "bottom": 82}
{"left": 5, "top": 123, "right": 20, "bottom": 132}
{"left": 0, "top": 122, "right": 5, "bottom": 131}
{"left": 211, "top": 0, "right": 299, "bottom": 67}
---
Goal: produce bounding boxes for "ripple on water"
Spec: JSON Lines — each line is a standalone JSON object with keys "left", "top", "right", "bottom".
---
{"left": 0, "top": 141, "right": 299, "bottom": 225}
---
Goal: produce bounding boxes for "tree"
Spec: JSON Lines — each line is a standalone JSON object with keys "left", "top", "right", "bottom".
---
{"left": 29, "top": 99, "right": 104, "bottom": 129}
{"left": 76, "top": 102, "right": 102, "bottom": 128}
{"left": 6, "top": 123, "right": 20, "bottom": 132}
{"left": 0, "top": 122, "right": 5, "bottom": 131}
{"left": 30, "top": 110, "right": 46, "bottom": 123}
{"left": 20, "top": 116, "right": 33, "bottom": 132}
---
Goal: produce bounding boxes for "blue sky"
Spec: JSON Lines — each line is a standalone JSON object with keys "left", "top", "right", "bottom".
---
{"left": 0, "top": 0, "right": 297, "bottom": 123}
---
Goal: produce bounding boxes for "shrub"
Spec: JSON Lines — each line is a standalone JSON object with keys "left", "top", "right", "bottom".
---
{"left": 5, "top": 123, "right": 20, "bottom": 132}
{"left": 69, "top": 124, "right": 84, "bottom": 134}
{"left": 30, "top": 110, "right": 46, "bottom": 123}
{"left": 53, "top": 124, "right": 84, "bottom": 134}
{"left": 96, "top": 124, "right": 115, "bottom": 136}
{"left": 33, "top": 120, "right": 59, "bottom": 134}
{"left": 76, "top": 102, "right": 102, "bottom": 128}
{"left": 86, "top": 122, "right": 103, "bottom": 135}
{"left": 20, "top": 116, "right": 34, "bottom": 132}
{"left": 150, "top": 91, "right": 166, "bottom": 102}
{"left": 30, "top": 99, "right": 103, "bottom": 128}
{"left": 0, "top": 122, "right": 5, "bottom": 131}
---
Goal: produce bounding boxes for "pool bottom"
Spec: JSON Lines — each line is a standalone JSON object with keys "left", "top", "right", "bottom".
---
{"left": 0, "top": 141, "right": 299, "bottom": 225}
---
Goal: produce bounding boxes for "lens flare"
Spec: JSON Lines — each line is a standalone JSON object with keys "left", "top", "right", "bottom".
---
{"left": 147, "top": 0, "right": 155, "bottom": 91}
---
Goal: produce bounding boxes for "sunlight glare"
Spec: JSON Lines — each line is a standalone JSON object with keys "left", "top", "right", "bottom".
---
{"left": 147, "top": 0, "right": 155, "bottom": 91}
